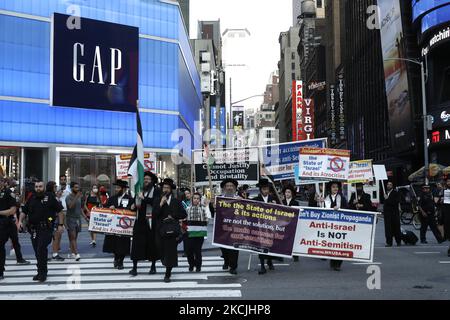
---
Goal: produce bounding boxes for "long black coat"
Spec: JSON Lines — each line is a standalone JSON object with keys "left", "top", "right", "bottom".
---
{"left": 102, "top": 193, "right": 135, "bottom": 256}
{"left": 153, "top": 195, "right": 187, "bottom": 268}
{"left": 252, "top": 194, "right": 279, "bottom": 260}
{"left": 383, "top": 190, "right": 400, "bottom": 215}
{"left": 282, "top": 198, "right": 300, "bottom": 207}
{"left": 130, "top": 186, "right": 161, "bottom": 261}
{"left": 349, "top": 192, "right": 374, "bottom": 211}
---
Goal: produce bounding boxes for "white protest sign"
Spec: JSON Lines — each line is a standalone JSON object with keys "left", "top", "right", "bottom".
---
{"left": 373, "top": 165, "right": 388, "bottom": 181}
{"left": 298, "top": 147, "right": 351, "bottom": 181}
{"left": 88, "top": 207, "right": 136, "bottom": 236}
{"left": 293, "top": 207, "right": 378, "bottom": 262}
{"left": 348, "top": 160, "right": 374, "bottom": 184}
{"left": 115, "top": 153, "right": 156, "bottom": 179}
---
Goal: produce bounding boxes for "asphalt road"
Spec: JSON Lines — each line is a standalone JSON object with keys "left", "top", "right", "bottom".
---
{"left": 3, "top": 219, "right": 450, "bottom": 300}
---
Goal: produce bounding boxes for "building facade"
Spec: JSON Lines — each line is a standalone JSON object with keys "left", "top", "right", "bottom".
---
{"left": 0, "top": 0, "right": 202, "bottom": 191}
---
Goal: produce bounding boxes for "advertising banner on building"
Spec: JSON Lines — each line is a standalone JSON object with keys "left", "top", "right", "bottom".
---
{"left": 232, "top": 106, "right": 244, "bottom": 131}
{"left": 212, "top": 197, "right": 300, "bottom": 258}
{"left": 88, "top": 207, "right": 136, "bottom": 236}
{"left": 379, "top": 0, "right": 415, "bottom": 152}
{"left": 329, "top": 84, "right": 337, "bottom": 145}
{"left": 292, "top": 207, "right": 378, "bottom": 262}
{"left": 193, "top": 148, "right": 259, "bottom": 186}
{"left": 337, "top": 71, "right": 346, "bottom": 141}
{"left": 116, "top": 153, "right": 156, "bottom": 179}
{"left": 304, "top": 98, "right": 315, "bottom": 140}
{"left": 51, "top": 13, "right": 139, "bottom": 112}
{"left": 260, "top": 138, "right": 326, "bottom": 181}
{"left": 298, "top": 147, "right": 351, "bottom": 181}
{"left": 348, "top": 160, "right": 374, "bottom": 184}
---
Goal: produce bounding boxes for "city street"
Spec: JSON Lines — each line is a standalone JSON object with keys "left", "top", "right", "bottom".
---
{"left": 2, "top": 220, "right": 449, "bottom": 300}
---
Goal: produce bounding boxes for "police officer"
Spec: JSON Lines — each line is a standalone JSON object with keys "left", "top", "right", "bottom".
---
{"left": 418, "top": 184, "right": 444, "bottom": 244}
{"left": 0, "top": 177, "right": 18, "bottom": 280}
{"left": 21, "top": 180, "right": 64, "bottom": 282}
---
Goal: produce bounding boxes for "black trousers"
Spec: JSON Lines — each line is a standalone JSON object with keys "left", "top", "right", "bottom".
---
{"left": 0, "top": 220, "right": 10, "bottom": 274}
{"left": 384, "top": 211, "right": 402, "bottom": 245}
{"left": 30, "top": 227, "right": 53, "bottom": 276}
{"left": 185, "top": 237, "right": 204, "bottom": 269}
{"left": 221, "top": 248, "right": 239, "bottom": 270}
{"left": 420, "top": 214, "right": 443, "bottom": 243}
{"left": 258, "top": 254, "right": 273, "bottom": 268}
{"left": 330, "top": 259, "right": 343, "bottom": 269}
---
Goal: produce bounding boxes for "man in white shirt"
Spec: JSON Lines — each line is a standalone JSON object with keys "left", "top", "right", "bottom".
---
{"left": 51, "top": 175, "right": 71, "bottom": 261}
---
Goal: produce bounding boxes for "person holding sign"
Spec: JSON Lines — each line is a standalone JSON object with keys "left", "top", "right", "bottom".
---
{"left": 219, "top": 178, "right": 241, "bottom": 275}
{"left": 253, "top": 178, "right": 279, "bottom": 275}
{"left": 439, "top": 177, "right": 450, "bottom": 256}
{"left": 102, "top": 180, "right": 135, "bottom": 270}
{"left": 129, "top": 172, "right": 161, "bottom": 276}
{"left": 323, "top": 181, "right": 348, "bottom": 271}
{"left": 382, "top": 182, "right": 402, "bottom": 247}
{"left": 282, "top": 185, "right": 300, "bottom": 207}
{"left": 153, "top": 178, "right": 187, "bottom": 283}
{"left": 349, "top": 183, "right": 374, "bottom": 212}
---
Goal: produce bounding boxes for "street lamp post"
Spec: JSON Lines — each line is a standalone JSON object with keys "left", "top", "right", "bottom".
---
{"left": 384, "top": 57, "right": 429, "bottom": 184}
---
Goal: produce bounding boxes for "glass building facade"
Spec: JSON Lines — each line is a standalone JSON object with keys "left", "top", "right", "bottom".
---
{"left": 0, "top": 0, "right": 202, "bottom": 188}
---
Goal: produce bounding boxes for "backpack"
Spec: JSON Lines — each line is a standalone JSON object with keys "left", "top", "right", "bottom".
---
{"left": 401, "top": 230, "right": 419, "bottom": 245}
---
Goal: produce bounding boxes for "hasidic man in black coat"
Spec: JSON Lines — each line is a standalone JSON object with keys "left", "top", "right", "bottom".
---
{"left": 383, "top": 181, "right": 402, "bottom": 247}
{"left": 153, "top": 178, "right": 187, "bottom": 283}
{"left": 349, "top": 183, "right": 374, "bottom": 212}
{"left": 129, "top": 172, "right": 161, "bottom": 276}
{"left": 102, "top": 180, "right": 135, "bottom": 270}
{"left": 253, "top": 178, "right": 279, "bottom": 275}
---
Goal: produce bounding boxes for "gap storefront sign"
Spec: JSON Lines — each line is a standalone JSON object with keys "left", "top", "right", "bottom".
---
{"left": 51, "top": 13, "right": 139, "bottom": 112}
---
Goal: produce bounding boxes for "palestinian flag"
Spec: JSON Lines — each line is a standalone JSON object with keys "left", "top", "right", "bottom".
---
{"left": 187, "top": 221, "right": 208, "bottom": 238}
{"left": 127, "top": 107, "right": 145, "bottom": 197}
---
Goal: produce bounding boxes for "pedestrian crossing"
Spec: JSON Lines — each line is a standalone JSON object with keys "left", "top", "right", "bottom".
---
{"left": 0, "top": 256, "right": 242, "bottom": 300}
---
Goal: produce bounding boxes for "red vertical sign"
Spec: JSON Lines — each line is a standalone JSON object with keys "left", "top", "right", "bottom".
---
{"left": 304, "top": 98, "right": 315, "bottom": 140}
{"left": 292, "top": 80, "right": 305, "bottom": 141}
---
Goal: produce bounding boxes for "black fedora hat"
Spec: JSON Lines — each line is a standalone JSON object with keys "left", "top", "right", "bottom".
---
{"left": 282, "top": 184, "right": 296, "bottom": 196}
{"left": 144, "top": 171, "right": 158, "bottom": 182}
{"left": 160, "top": 178, "right": 176, "bottom": 190}
{"left": 220, "top": 178, "right": 238, "bottom": 189}
{"left": 256, "top": 178, "right": 271, "bottom": 189}
{"left": 113, "top": 180, "right": 129, "bottom": 188}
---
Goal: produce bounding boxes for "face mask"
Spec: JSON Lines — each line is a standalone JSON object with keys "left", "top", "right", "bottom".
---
{"left": 93, "top": 188, "right": 98, "bottom": 193}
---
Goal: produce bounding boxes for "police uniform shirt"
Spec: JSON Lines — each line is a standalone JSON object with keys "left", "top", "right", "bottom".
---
{"left": 23, "top": 193, "right": 64, "bottom": 225}
{"left": 0, "top": 188, "right": 16, "bottom": 220}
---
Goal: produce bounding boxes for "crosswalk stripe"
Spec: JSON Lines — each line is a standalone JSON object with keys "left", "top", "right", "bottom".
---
{"left": 352, "top": 262, "right": 382, "bottom": 265}
{"left": 414, "top": 252, "right": 441, "bottom": 254}
{"left": 3, "top": 266, "right": 226, "bottom": 276}
{"left": 0, "top": 272, "right": 233, "bottom": 284}
{"left": 4, "top": 261, "right": 224, "bottom": 271}
{"left": 0, "top": 290, "right": 242, "bottom": 300}
{"left": 439, "top": 261, "right": 450, "bottom": 264}
{"left": 0, "top": 281, "right": 242, "bottom": 293}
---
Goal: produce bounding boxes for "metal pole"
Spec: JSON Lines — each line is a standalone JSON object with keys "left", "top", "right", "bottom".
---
{"left": 421, "top": 61, "right": 429, "bottom": 185}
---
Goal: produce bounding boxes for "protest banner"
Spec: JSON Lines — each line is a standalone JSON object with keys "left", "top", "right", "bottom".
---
{"left": 260, "top": 138, "right": 327, "bottom": 181}
{"left": 116, "top": 153, "right": 156, "bottom": 179}
{"left": 298, "top": 147, "right": 350, "bottom": 181}
{"left": 88, "top": 207, "right": 136, "bottom": 236}
{"left": 194, "top": 147, "right": 259, "bottom": 186}
{"left": 292, "top": 207, "right": 378, "bottom": 262}
{"left": 348, "top": 160, "right": 374, "bottom": 184}
{"left": 212, "top": 197, "right": 299, "bottom": 258}
{"left": 294, "top": 165, "right": 327, "bottom": 186}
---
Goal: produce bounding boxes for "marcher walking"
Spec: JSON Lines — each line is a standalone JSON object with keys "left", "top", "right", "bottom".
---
{"left": 185, "top": 193, "right": 210, "bottom": 272}
{"left": 282, "top": 185, "right": 300, "bottom": 262}
{"left": 219, "top": 178, "right": 240, "bottom": 275}
{"left": 253, "top": 178, "right": 279, "bottom": 275}
{"left": 323, "top": 181, "right": 348, "bottom": 271}
{"left": 84, "top": 184, "right": 101, "bottom": 247}
{"left": 383, "top": 181, "right": 402, "bottom": 247}
{"left": 129, "top": 172, "right": 161, "bottom": 276}
{"left": 153, "top": 178, "right": 187, "bottom": 283}
{"left": 65, "top": 182, "right": 85, "bottom": 261}
{"left": 419, "top": 184, "right": 444, "bottom": 244}
{"left": 103, "top": 180, "right": 135, "bottom": 270}
{"left": 51, "top": 175, "right": 70, "bottom": 261}
{"left": 440, "top": 177, "right": 450, "bottom": 256}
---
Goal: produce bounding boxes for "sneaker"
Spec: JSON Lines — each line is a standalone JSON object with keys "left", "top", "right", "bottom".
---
{"left": 67, "top": 253, "right": 76, "bottom": 259}
{"left": 75, "top": 254, "right": 81, "bottom": 261}
{"left": 90, "top": 241, "right": 96, "bottom": 248}
{"left": 188, "top": 266, "right": 194, "bottom": 272}
{"left": 52, "top": 254, "right": 65, "bottom": 261}
{"left": 17, "top": 259, "right": 31, "bottom": 265}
